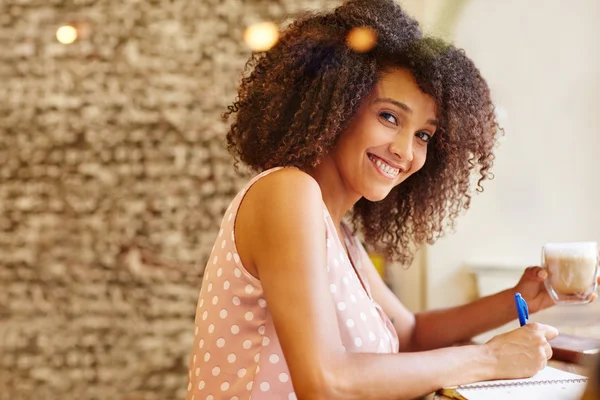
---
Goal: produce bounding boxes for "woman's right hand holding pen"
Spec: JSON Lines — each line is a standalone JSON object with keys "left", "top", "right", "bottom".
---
{"left": 484, "top": 323, "right": 558, "bottom": 379}
{"left": 481, "top": 290, "right": 558, "bottom": 380}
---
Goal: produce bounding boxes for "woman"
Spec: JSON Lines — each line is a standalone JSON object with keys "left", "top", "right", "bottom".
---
{"left": 186, "top": 0, "right": 579, "bottom": 398}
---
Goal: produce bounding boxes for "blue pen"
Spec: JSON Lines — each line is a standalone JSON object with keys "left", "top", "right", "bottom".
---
{"left": 514, "top": 292, "right": 529, "bottom": 326}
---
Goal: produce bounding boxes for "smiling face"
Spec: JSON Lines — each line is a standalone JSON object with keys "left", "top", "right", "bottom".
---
{"left": 331, "top": 67, "right": 438, "bottom": 202}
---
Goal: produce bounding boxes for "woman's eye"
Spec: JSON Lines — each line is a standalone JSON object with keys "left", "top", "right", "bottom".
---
{"left": 380, "top": 112, "right": 398, "bottom": 125}
{"left": 416, "top": 131, "right": 432, "bottom": 143}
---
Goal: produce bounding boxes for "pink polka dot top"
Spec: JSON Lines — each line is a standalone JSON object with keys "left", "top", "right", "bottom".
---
{"left": 186, "top": 167, "right": 399, "bottom": 400}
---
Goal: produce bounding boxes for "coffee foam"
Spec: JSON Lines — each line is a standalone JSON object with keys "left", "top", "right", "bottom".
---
{"left": 544, "top": 242, "right": 598, "bottom": 296}
{"left": 544, "top": 242, "right": 597, "bottom": 259}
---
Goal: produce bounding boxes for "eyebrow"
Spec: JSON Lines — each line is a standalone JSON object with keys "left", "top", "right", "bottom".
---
{"left": 374, "top": 97, "right": 439, "bottom": 127}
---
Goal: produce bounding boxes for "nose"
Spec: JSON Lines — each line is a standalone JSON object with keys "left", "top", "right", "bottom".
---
{"left": 389, "top": 134, "right": 414, "bottom": 164}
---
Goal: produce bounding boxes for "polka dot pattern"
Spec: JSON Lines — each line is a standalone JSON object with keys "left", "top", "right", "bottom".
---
{"left": 186, "top": 167, "right": 399, "bottom": 400}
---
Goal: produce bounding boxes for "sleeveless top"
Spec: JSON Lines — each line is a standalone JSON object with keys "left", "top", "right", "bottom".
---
{"left": 186, "top": 167, "right": 399, "bottom": 400}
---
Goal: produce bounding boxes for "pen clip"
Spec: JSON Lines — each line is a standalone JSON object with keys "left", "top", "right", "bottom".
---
{"left": 514, "top": 292, "right": 529, "bottom": 326}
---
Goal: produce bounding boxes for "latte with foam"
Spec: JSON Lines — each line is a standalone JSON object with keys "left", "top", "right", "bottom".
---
{"left": 543, "top": 242, "right": 598, "bottom": 303}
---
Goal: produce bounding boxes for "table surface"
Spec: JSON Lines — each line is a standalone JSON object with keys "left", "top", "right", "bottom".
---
{"left": 431, "top": 301, "right": 600, "bottom": 399}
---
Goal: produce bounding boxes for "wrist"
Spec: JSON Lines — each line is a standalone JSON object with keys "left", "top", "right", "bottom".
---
{"left": 501, "top": 287, "right": 519, "bottom": 321}
{"left": 479, "top": 342, "right": 501, "bottom": 381}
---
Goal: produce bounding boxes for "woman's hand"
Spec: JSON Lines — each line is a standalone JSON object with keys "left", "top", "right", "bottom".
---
{"left": 513, "top": 263, "right": 600, "bottom": 314}
{"left": 485, "top": 322, "right": 559, "bottom": 379}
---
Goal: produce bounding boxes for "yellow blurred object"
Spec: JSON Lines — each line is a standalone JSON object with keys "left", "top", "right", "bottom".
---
{"left": 243, "top": 22, "right": 279, "bottom": 52}
{"left": 56, "top": 25, "right": 78, "bottom": 44}
{"left": 369, "top": 252, "right": 386, "bottom": 279}
{"left": 346, "top": 26, "right": 377, "bottom": 53}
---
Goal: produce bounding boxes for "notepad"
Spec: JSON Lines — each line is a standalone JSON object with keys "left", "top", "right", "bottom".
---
{"left": 438, "top": 366, "right": 588, "bottom": 400}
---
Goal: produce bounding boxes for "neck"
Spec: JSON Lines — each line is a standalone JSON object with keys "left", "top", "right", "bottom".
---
{"left": 305, "top": 157, "right": 361, "bottom": 226}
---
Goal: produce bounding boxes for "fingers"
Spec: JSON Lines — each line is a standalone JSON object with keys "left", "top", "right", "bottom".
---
{"left": 540, "top": 355, "right": 549, "bottom": 370}
{"left": 524, "top": 266, "right": 547, "bottom": 281}
{"left": 526, "top": 322, "right": 559, "bottom": 340}
{"left": 541, "top": 324, "right": 559, "bottom": 341}
{"left": 544, "top": 341, "right": 553, "bottom": 360}
{"left": 531, "top": 323, "right": 554, "bottom": 362}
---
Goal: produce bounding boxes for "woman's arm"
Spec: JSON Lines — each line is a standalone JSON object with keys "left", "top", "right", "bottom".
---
{"left": 409, "top": 289, "right": 517, "bottom": 351}
{"left": 236, "top": 169, "right": 555, "bottom": 400}
{"left": 361, "top": 258, "right": 517, "bottom": 351}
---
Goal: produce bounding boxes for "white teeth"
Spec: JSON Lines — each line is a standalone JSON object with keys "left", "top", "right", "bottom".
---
{"left": 369, "top": 154, "right": 399, "bottom": 177}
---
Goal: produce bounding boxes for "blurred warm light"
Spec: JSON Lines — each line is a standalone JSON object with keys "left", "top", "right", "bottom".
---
{"left": 243, "top": 22, "right": 279, "bottom": 52}
{"left": 369, "top": 252, "right": 386, "bottom": 278}
{"left": 347, "top": 27, "right": 377, "bottom": 53}
{"left": 56, "top": 25, "right": 78, "bottom": 44}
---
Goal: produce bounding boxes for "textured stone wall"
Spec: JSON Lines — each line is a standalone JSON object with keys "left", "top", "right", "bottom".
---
{"left": 0, "top": 0, "right": 339, "bottom": 399}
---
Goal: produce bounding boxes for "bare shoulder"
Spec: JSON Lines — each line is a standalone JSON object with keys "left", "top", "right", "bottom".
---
{"left": 244, "top": 167, "right": 322, "bottom": 210}
{"left": 236, "top": 168, "right": 326, "bottom": 275}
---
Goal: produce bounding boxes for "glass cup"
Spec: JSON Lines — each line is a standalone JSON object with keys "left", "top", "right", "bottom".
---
{"left": 542, "top": 242, "right": 599, "bottom": 304}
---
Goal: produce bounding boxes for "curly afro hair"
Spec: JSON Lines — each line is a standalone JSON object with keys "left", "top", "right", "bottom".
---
{"left": 225, "top": 0, "right": 499, "bottom": 265}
